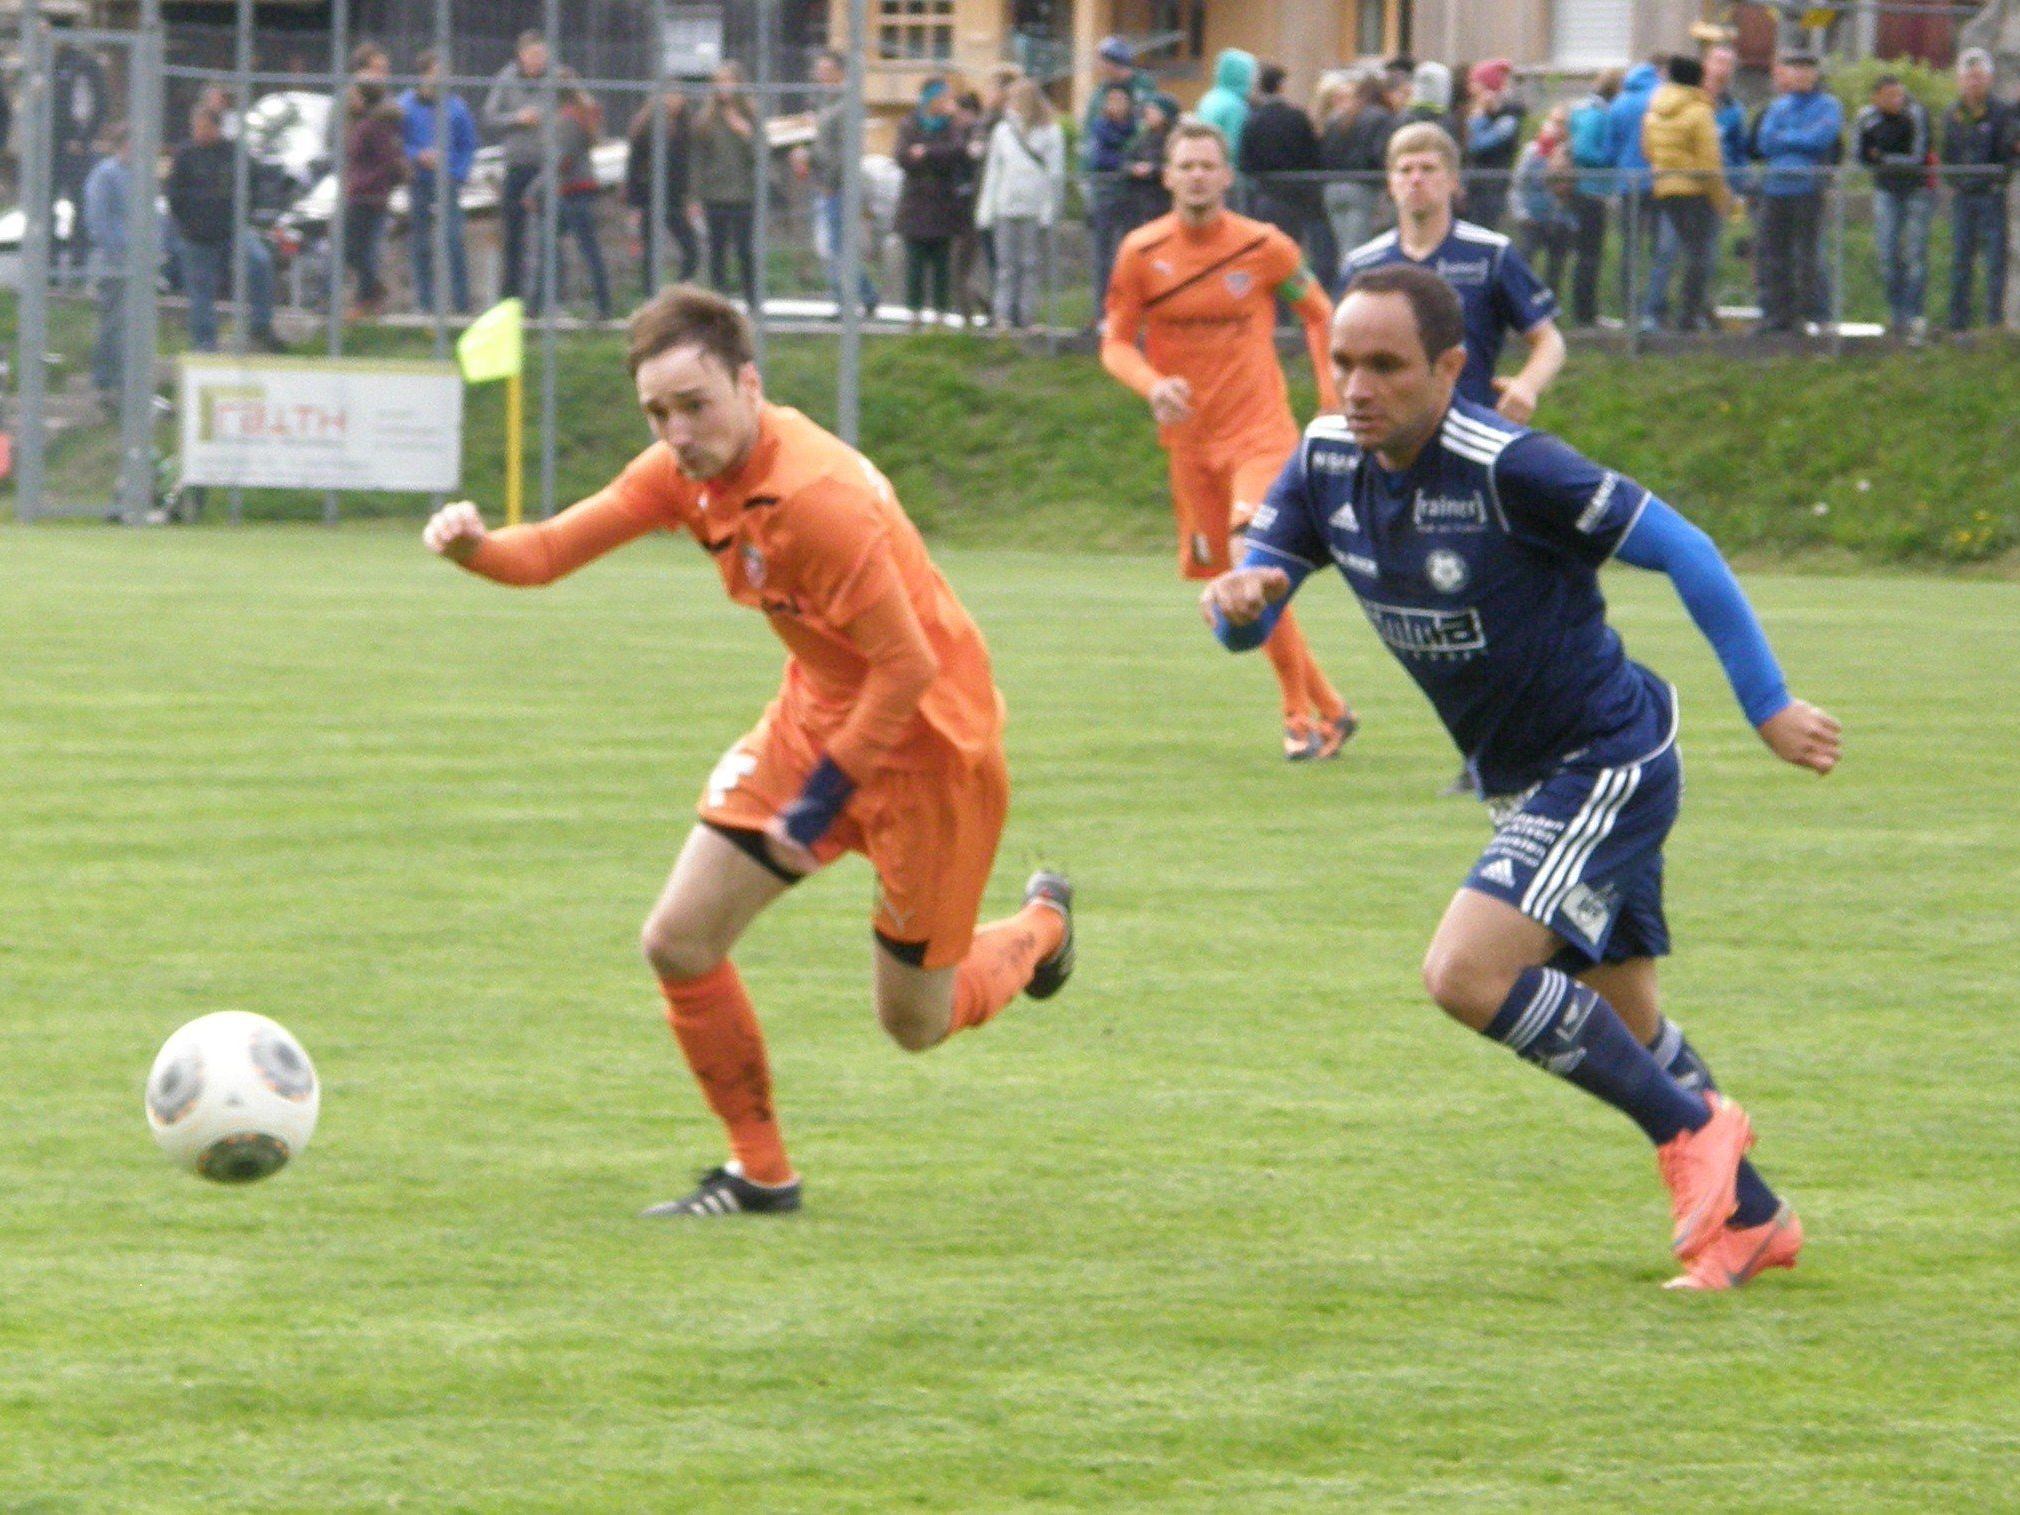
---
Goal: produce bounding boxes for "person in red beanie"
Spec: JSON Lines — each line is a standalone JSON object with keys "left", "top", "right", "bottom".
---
{"left": 1463, "top": 58, "right": 1525, "bottom": 230}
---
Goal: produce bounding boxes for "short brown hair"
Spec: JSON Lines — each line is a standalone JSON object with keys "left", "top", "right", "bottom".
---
{"left": 1342, "top": 264, "right": 1465, "bottom": 362}
{"left": 1163, "top": 115, "right": 1230, "bottom": 162}
{"left": 627, "top": 284, "right": 755, "bottom": 377}
{"left": 1385, "top": 120, "right": 1459, "bottom": 172}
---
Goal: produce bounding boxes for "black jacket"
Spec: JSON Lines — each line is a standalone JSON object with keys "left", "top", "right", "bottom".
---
{"left": 1941, "top": 98, "right": 2018, "bottom": 195}
{"left": 1239, "top": 97, "right": 1322, "bottom": 215}
{"left": 625, "top": 111, "right": 691, "bottom": 215}
{"left": 1855, "top": 100, "right": 1930, "bottom": 195}
{"left": 1320, "top": 105, "right": 1394, "bottom": 177}
{"left": 167, "top": 138, "right": 239, "bottom": 245}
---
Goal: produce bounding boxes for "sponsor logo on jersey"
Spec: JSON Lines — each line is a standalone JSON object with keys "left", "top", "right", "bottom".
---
{"left": 1413, "top": 489, "right": 1489, "bottom": 531}
{"left": 1425, "top": 549, "right": 1469, "bottom": 593}
{"left": 1224, "top": 270, "right": 1254, "bottom": 297}
{"left": 1576, "top": 471, "right": 1621, "bottom": 534}
{"left": 1327, "top": 499, "right": 1360, "bottom": 529}
{"left": 1435, "top": 255, "right": 1493, "bottom": 285}
{"left": 1309, "top": 447, "right": 1357, "bottom": 476}
{"left": 1248, "top": 502, "right": 1278, "bottom": 532}
{"left": 1359, "top": 599, "right": 1487, "bottom": 658}
{"left": 1340, "top": 552, "right": 1378, "bottom": 576}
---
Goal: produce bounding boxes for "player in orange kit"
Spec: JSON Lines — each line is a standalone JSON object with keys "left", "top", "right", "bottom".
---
{"left": 1102, "top": 116, "right": 1357, "bottom": 761}
{"left": 422, "top": 286, "right": 1073, "bottom": 1217}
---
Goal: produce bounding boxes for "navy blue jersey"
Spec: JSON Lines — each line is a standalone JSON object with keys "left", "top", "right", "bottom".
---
{"left": 1341, "top": 221, "right": 1558, "bottom": 408}
{"left": 1246, "top": 399, "right": 1673, "bottom": 795}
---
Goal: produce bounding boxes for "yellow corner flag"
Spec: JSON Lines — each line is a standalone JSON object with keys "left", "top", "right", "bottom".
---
{"left": 457, "top": 299, "right": 526, "bottom": 525}
{"left": 457, "top": 298, "right": 523, "bottom": 383}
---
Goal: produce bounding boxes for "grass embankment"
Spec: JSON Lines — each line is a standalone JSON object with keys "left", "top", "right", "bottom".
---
{"left": 11, "top": 310, "right": 2018, "bottom": 566}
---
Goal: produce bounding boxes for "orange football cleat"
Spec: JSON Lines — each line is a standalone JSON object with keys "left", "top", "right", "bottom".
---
{"left": 1655, "top": 1091, "right": 1754, "bottom": 1262}
{"left": 1664, "top": 1204, "right": 1804, "bottom": 1292}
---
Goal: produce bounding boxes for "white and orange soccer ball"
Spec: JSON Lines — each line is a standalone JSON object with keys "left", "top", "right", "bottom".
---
{"left": 145, "top": 1012, "right": 320, "bottom": 1183}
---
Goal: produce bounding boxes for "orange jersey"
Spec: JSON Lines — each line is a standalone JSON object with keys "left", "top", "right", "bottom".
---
{"left": 1102, "top": 210, "right": 1339, "bottom": 457}
{"left": 463, "top": 403, "right": 1002, "bottom": 780}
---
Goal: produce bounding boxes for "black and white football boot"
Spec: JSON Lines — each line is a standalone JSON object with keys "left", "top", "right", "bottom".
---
{"left": 641, "top": 1163, "right": 802, "bottom": 1218}
{"left": 1022, "top": 870, "right": 1075, "bottom": 1001}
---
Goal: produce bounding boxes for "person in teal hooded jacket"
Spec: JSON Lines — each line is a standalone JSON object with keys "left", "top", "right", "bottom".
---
{"left": 1196, "top": 49, "right": 1257, "bottom": 161}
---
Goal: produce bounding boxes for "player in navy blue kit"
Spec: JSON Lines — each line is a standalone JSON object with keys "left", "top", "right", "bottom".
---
{"left": 1204, "top": 266, "right": 1841, "bottom": 1290}
{"left": 1341, "top": 121, "right": 1565, "bottom": 424}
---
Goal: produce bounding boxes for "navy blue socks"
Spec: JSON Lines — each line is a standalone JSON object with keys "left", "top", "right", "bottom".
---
{"left": 1484, "top": 968, "right": 1711, "bottom": 1146}
{"left": 1648, "top": 1015, "right": 1781, "bottom": 1230}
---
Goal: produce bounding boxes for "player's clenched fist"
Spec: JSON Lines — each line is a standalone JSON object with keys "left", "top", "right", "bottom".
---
{"left": 423, "top": 500, "right": 487, "bottom": 563}
{"left": 1199, "top": 566, "right": 1292, "bottom": 627}
{"left": 1757, "top": 698, "right": 1842, "bottom": 776}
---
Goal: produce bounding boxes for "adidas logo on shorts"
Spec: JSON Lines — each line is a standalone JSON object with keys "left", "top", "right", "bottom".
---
{"left": 1481, "top": 857, "right": 1517, "bottom": 888}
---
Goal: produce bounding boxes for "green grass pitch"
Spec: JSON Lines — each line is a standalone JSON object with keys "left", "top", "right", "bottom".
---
{"left": 3, "top": 527, "right": 2015, "bottom": 1511}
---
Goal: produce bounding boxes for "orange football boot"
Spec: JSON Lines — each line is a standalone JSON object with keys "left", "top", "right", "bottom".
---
{"left": 1664, "top": 1204, "right": 1804, "bottom": 1292}
{"left": 1655, "top": 1091, "right": 1754, "bottom": 1262}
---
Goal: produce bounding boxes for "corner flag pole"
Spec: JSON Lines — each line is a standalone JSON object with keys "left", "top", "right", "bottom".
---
{"left": 456, "top": 298, "right": 527, "bottom": 526}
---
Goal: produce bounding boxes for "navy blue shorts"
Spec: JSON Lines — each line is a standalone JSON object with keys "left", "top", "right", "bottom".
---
{"left": 1464, "top": 740, "right": 1682, "bottom": 966}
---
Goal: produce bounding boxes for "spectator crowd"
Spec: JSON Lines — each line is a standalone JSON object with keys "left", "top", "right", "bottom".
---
{"left": 37, "top": 22, "right": 2020, "bottom": 392}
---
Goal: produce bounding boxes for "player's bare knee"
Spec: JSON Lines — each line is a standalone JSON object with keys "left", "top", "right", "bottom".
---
{"left": 640, "top": 913, "right": 723, "bottom": 982}
{"left": 875, "top": 995, "right": 947, "bottom": 1053}
{"left": 1421, "top": 943, "right": 1506, "bottom": 1024}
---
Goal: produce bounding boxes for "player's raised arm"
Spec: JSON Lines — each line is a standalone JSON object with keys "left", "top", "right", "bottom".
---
{"left": 1614, "top": 498, "right": 1840, "bottom": 774}
{"left": 422, "top": 449, "right": 673, "bottom": 587}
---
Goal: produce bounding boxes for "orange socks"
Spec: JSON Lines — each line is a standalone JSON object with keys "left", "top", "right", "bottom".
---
{"left": 1263, "top": 606, "right": 1346, "bottom": 724}
{"left": 946, "top": 903, "right": 1066, "bottom": 1036}
{"left": 659, "top": 960, "right": 795, "bottom": 1185}
{"left": 1261, "top": 606, "right": 1312, "bottom": 721}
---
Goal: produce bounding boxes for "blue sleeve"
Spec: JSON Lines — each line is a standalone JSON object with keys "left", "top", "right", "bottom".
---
{"left": 452, "top": 99, "right": 480, "bottom": 182}
{"left": 1212, "top": 444, "right": 1325, "bottom": 652}
{"left": 1467, "top": 113, "right": 1519, "bottom": 160}
{"left": 1493, "top": 430, "right": 1649, "bottom": 565}
{"left": 1492, "top": 242, "right": 1558, "bottom": 334}
{"left": 1616, "top": 499, "right": 1791, "bottom": 727}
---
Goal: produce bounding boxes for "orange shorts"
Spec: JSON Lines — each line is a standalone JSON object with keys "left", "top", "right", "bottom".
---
{"left": 1166, "top": 439, "right": 1301, "bottom": 580}
{"left": 696, "top": 701, "right": 1009, "bottom": 970}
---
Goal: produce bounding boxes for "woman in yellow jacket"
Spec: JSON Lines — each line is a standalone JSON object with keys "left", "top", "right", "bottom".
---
{"left": 1640, "top": 56, "right": 1733, "bottom": 331}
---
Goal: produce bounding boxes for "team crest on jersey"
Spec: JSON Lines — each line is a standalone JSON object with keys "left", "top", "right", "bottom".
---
{"left": 741, "top": 543, "right": 767, "bottom": 587}
{"left": 1425, "top": 549, "right": 1469, "bottom": 593}
{"left": 1223, "top": 269, "right": 1254, "bottom": 297}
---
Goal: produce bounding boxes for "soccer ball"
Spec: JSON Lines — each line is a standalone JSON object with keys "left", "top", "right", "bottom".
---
{"left": 145, "top": 1012, "right": 320, "bottom": 1183}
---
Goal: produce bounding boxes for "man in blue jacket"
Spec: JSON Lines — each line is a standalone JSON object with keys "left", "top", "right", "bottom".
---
{"left": 1605, "top": 61, "right": 1662, "bottom": 313}
{"left": 1565, "top": 68, "right": 1622, "bottom": 326}
{"left": 402, "top": 48, "right": 478, "bottom": 315}
{"left": 1753, "top": 51, "right": 1842, "bottom": 333}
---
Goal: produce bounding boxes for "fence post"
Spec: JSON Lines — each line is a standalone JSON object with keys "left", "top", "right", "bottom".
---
{"left": 752, "top": 0, "right": 772, "bottom": 365}
{"left": 1828, "top": 165, "right": 1845, "bottom": 358}
{"left": 227, "top": 0, "right": 251, "bottom": 523}
{"left": 324, "top": 0, "right": 349, "bottom": 523}
{"left": 15, "top": 0, "right": 49, "bottom": 523}
{"left": 538, "top": 0, "right": 559, "bottom": 519}
{"left": 836, "top": 0, "right": 866, "bottom": 445}
{"left": 116, "top": 3, "right": 164, "bottom": 524}
{"left": 649, "top": 0, "right": 669, "bottom": 299}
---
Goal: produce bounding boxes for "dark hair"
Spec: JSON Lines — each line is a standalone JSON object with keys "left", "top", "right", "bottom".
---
{"left": 627, "top": 283, "right": 755, "bottom": 377}
{"left": 350, "top": 40, "right": 386, "bottom": 71}
{"left": 1343, "top": 264, "right": 1465, "bottom": 361}
{"left": 414, "top": 48, "right": 442, "bottom": 73}
{"left": 1258, "top": 62, "right": 1287, "bottom": 96}
{"left": 517, "top": 29, "right": 546, "bottom": 50}
{"left": 1873, "top": 72, "right": 1902, "bottom": 91}
{"left": 1667, "top": 55, "right": 1704, "bottom": 88}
